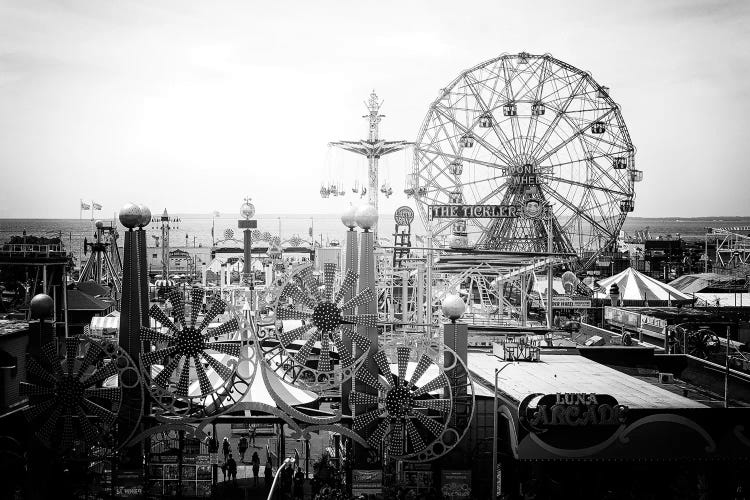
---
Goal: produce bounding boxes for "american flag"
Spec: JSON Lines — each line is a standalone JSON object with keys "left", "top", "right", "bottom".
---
{"left": 80, "top": 200, "right": 90, "bottom": 210}
{"left": 92, "top": 202, "right": 102, "bottom": 210}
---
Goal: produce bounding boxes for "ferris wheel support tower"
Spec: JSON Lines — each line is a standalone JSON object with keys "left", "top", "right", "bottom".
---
{"left": 329, "top": 91, "right": 411, "bottom": 230}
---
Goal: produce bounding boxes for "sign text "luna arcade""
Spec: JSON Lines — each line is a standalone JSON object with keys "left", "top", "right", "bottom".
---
{"left": 524, "top": 393, "right": 629, "bottom": 431}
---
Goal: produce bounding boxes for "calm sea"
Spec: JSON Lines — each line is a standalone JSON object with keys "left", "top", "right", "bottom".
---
{"left": 2, "top": 214, "right": 750, "bottom": 265}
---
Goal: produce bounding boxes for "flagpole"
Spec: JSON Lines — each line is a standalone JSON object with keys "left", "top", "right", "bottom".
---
{"left": 91, "top": 200, "right": 94, "bottom": 221}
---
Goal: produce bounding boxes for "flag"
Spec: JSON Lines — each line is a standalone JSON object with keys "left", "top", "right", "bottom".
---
{"left": 80, "top": 200, "right": 91, "bottom": 210}
{"left": 92, "top": 202, "right": 102, "bottom": 210}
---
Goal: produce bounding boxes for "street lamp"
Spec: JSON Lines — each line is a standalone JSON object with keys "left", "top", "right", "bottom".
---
{"left": 492, "top": 362, "right": 513, "bottom": 500}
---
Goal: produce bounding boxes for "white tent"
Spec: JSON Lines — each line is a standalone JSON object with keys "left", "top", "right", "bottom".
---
{"left": 593, "top": 267, "right": 691, "bottom": 305}
{"left": 89, "top": 311, "right": 121, "bottom": 336}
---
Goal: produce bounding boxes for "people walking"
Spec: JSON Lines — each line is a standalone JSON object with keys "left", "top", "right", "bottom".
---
{"left": 205, "top": 431, "right": 218, "bottom": 453}
{"left": 294, "top": 467, "right": 305, "bottom": 499}
{"left": 251, "top": 451, "right": 261, "bottom": 486}
{"left": 239, "top": 435, "right": 249, "bottom": 462}
{"left": 248, "top": 425, "right": 257, "bottom": 447}
{"left": 226, "top": 454, "right": 238, "bottom": 487}
{"left": 265, "top": 458, "right": 274, "bottom": 489}
{"left": 222, "top": 436, "right": 231, "bottom": 462}
{"left": 281, "top": 463, "right": 294, "bottom": 499}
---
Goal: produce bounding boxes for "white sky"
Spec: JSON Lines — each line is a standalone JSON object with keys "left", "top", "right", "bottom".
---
{"left": 0, "top": 0, "right": 748, "bottom": 218}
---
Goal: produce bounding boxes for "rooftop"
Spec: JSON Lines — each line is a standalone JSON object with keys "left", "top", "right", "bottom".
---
{"left": 468, "top": 350, "right": 708, "bottom": 409}
{"left": 0, "top": 319, "right": 29, "bottom": 337}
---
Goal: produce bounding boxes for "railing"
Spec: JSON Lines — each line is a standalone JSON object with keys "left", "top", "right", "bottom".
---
{"left": 0, "top": 244, "right": 67, "bottom": 257}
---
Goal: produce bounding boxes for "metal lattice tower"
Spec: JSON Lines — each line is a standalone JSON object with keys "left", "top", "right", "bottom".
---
{"left": 329, "top": 91, "right": 411, "bottom": 221}
{"left": 160, "top": 208, "right": 170, "bottom": 279}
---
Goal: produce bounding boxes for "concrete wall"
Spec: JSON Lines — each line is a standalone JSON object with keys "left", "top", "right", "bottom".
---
{"left": 577, "top": 322, "right": 613, "bottom": 345}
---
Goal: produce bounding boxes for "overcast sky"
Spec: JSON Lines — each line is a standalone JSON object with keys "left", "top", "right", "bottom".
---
{"left": 0, "top": 0, "right": 748, "bottom": 218}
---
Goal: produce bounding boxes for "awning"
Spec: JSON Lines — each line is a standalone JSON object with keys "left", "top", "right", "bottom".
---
{"left": 90, "top": 315, "right": 120, "bottom": 334}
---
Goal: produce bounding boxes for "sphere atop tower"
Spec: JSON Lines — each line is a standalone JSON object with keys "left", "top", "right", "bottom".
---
{"left": 354, "top": 204, "right": 378, "bottom": 231}
{"left": 137, "top": 204, "right": 151, "bottom": 228}
{"left": 119, "top": 203, "right": 141, "bottom": 229}
{"left": 441, "top": 294, "right": 466, "bottom": 322}
{"left": 94, "top": 220, "right": 104, "bottom": 229}
{"left": 240, "top": 198, "right": 255, "bottom": 220}
{"left": 341, "top": 204, "right": 357, "bottom": 229}
{"left": 30, "top": 294, "right": 54, "bottom": 319}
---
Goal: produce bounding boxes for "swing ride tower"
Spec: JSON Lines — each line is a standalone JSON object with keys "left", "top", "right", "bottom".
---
{"left": 329, "top": 91, "right": 411, "bottom": 230}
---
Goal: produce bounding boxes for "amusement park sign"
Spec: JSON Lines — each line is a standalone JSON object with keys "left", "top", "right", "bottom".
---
{"left": 429, "top": 201, "right": 549, "bottom": 220}
{"left": 520, "top": 393, "right": 629, "bottom": 433}
{"left": 429, "top": 204, "right": 520, "bottom": 219}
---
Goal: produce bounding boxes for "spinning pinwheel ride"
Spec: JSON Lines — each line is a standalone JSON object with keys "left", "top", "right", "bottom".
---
{"left": 259, "top": 262, "right": 375, "bottom": 392}
{"left": 352, "top": 344, "right": 475, "bottom": 462}
{"left": 139, "top": 288, "right": 246, "bottom": 419}
{"left": 20, "top": 336, "right": 139, "bottom": 456}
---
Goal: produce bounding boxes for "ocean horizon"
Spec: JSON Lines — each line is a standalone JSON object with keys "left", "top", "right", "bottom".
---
{"left": 3, "top": 215, "right": 750, "bottom": 268}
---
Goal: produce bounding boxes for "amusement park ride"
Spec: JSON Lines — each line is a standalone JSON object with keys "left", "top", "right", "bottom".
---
{"left": 409, "top": 52, "right": 641, "bottom": 269}
{"left": 325, "top": 91, "right": 412, "bottom": 213}
{"left": 79, "top": 220, "right": 123, "bottom": 294}
{"left": 15, "top": 52, "right": 645, "bottom": 497}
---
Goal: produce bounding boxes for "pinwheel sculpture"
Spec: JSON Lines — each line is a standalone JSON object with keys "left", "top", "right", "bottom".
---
{"left": 258, "top": 262, "right": 374, "bottom": 392}
{"left": 20, "top": 336, "right": 138, "bottom": 456}
{"left": 139, "top": 288, "right": 246, "bottom": 419}
{"left": 352, "top": 343, "right": 475, "bottom": 462}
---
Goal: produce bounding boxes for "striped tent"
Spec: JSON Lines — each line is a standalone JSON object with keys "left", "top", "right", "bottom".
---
{"left": 593, "top": 267, "right": 692, "bottom": 306}
{"left": 89, "top": 312, "right": 121, "bottom": 335}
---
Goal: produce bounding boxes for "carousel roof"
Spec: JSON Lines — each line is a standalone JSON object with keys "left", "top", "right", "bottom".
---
{"left": 150, "top": 348, "right": 317, "bottom": 406}
{"left": 593, "top": 267, "right": 691, "bottom": 302}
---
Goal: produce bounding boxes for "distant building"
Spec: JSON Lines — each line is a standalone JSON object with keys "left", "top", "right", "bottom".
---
{"left": 644, "top": 238, "right": 685, "bottom": 280}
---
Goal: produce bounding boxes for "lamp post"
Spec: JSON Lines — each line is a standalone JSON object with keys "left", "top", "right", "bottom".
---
{"left": 725, "top": 324, "right": 731, "bottom": 408}
{"left": 491, "top": 362, "right": 513, "bottom": 500}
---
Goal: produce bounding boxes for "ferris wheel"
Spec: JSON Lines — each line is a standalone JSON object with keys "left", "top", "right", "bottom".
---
{"left": 411, "top": 52, "right": 641, "bottom": 268}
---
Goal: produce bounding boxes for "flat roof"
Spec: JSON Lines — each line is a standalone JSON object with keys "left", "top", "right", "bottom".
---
{"left": 468, "top": 352, "right": 706, "bottom": 409}
{"left": 0, "top": 319, "right": 28, "bottom": 337}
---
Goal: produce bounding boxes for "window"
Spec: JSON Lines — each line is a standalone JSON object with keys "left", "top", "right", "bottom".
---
{"left": 152, "top": 254, "right": 158, "bottom": 258}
